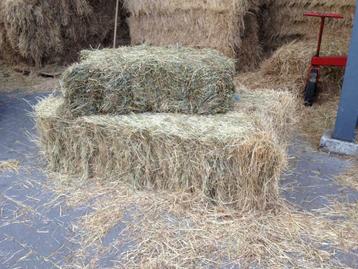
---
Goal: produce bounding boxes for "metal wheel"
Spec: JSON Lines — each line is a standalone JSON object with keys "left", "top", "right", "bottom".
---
{"left": 304, "top": 69, "right": 319, "bottom": 106}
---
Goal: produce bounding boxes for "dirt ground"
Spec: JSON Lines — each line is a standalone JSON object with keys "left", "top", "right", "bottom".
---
{"left": 1, "top": 64, "right": 358, "bottom": 268}
{"left": 0, "top": 61, "right": 62, "bottom": 93}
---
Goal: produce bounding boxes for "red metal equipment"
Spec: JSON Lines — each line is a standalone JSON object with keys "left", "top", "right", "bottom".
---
{"left": 303, "top": 12, "right": 348, "bottom": 106}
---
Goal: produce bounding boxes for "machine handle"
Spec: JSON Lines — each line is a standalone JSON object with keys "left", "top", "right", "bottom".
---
{"left": 304, "top": 11, "right": 344, "bottom": 56}
{"left": 304, "top": 12, "right": 344, "bottom": 19}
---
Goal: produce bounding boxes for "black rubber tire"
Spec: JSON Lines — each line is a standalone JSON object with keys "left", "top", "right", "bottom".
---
{"left": 304, "top": 70, "right": 318, "bottom": 106}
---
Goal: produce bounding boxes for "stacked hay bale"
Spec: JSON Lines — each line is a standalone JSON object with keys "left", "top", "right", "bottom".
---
{"left": 123, "top": 0, "right": 264, "bottom": 72}
{"left": 0, "top": 0, "right": 129, "bottom": 66}
{"left": 60, "top": 46, "right": 236, "bottom": 117}
{"left": 35, "top": 46, "right": 297, "bottom": 210}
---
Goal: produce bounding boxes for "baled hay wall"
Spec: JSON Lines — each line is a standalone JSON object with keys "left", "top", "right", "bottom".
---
{"left": 0, "top": 0, "right": 129, "bottom": 66}
{"left": 124, "top": 0, "right": 252, "bottom": 14}
{"left": 0, "top": 4, "right": 9, "bottom": 62}
{"left": 265, "top": 0, "right": 355, "bottom": 50}
{"left": 35, "top": 89, "right": 297, "bottom": 210}
{"left": 61, "top": 46, "right": 236, "bottom": 117}
{"left": 0, "top": 19, "right": 16, "bottom": 64}
{"left": 124, "top": 0, "right": 263, "bottom": 71}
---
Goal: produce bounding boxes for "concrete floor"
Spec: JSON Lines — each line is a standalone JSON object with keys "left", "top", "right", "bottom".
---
{"left": 1, "top": 90, "right": 358, "bottom": 268}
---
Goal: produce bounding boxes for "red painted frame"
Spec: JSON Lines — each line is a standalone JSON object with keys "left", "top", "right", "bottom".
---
{"left": 304, "top": 12, "right": 343, "bottom": 19}
{"left": 304, "top": 12, "right": 346, "bottom": 58}
{"left": 304, "top": 11, "right": 348, "bottom": 89}
{"left": 303, "top": 11, "right": 348, "bottom": 105}
{"left": 311, "top": 56, "right": 347, "bottom": 67}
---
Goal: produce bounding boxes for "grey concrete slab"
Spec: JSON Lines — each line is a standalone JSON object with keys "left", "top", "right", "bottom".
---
{"left": 0, "top": 91, "right": 83, "bottom": 268}
{"left": 281, "top": 137, "right": 358, "bottom": 210}
{"left": 321, "top": 130, "right": 358, "bottom": 156}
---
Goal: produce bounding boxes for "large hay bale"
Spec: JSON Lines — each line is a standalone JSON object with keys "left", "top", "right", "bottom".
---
{"left": 61, "top": 46, "right": 236, "bottom": 116}
{"left": 0, "top": 0, "right": 129, "bottom": 66}
{"left": 35, "top": 89, "right": 297, "bottom": 210}
{"left": 123, "top": 0, "right": 263, "bottom": 72}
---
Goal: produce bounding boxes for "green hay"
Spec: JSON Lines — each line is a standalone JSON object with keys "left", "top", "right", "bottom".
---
{"left": 61, "top": 45, "right": 236, "bottom": 117}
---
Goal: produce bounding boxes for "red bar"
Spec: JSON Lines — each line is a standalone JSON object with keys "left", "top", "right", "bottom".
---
{"left": 311, "top": 56, "right": 347, "bottom": 67}
{"left": 304, "top": 12, "right": 344, "bottom": 19}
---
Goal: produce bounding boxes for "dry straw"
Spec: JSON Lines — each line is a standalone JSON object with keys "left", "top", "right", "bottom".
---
{"left": 261, "top": 41, "right": 313, "bottom": 88}
{"left": 336, "top": 161, "right": 358, "bottom": 191}
{"left": 35, "top": 88, "right": 297, "bottom": 211}
{"left": 61, "top": 45, "right": 236, "bottom": 117}
{"left": 235, "top": 41, "right": 312, "bottom": 95}
{"left": 47, "top": 173, "right": 358, "bottom": 268}
{"left": 0, "top": 160, "right": 19, "bottom": 173}
{"left": 237, "top": 36, "right": 348, "bottom": 94}
{"left": 262, "top": 38, "right": 350, "bottom": 84}
{"left": 124, "top": 0, "right": 263, "bottom": 71}
{"left": 236, "top": 40, "right": 345, "bottom": 146}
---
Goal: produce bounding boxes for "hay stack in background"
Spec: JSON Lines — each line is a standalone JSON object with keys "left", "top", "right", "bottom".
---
{"left": 237, "top": 40, "right": 345, "bottom": 96}
{"left": 265, "top": 0, "right": 355, "bottom": 52}
{"left": 237, "top": 0, "right": 355, "bottom": 95}
{"left": 0, "top": 4, "right": 14, "bottom": 64}
{"left": 261, "top": 41, "right": 313, "bottom": 88}
{"left": 123, "top": 0, "right": 263, "bottom": 71}
{"left": 61, "top": 46, "right": 236, "bottom": 116}
{"left": 0, "top": 0, "right": 130, "bottom": 66}
{"left": 35, "top": 89, "right": 297, "bottom": 210}
{"left": 261, "top": 39, "right": 348, "bottom": 88}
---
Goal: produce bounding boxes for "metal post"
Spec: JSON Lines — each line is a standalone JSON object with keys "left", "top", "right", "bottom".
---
{"left": 332, "top": 2, "right": 358, "bottom": 142}
{"left": 316, "top": 17, "right": 325, "bottom": 56}
{"left": 113, "top": 0, "right": 120, "bottom": 48}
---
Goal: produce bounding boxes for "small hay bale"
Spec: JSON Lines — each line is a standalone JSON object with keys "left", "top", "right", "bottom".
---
{"left": 123, "top": 0, "right": 263, "bottom": 71}
{"left": 35, "top": 89, "right": 297, "bottom": 210}
{"left": 61, "top": 46, "right": 236, "bottom": 116}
